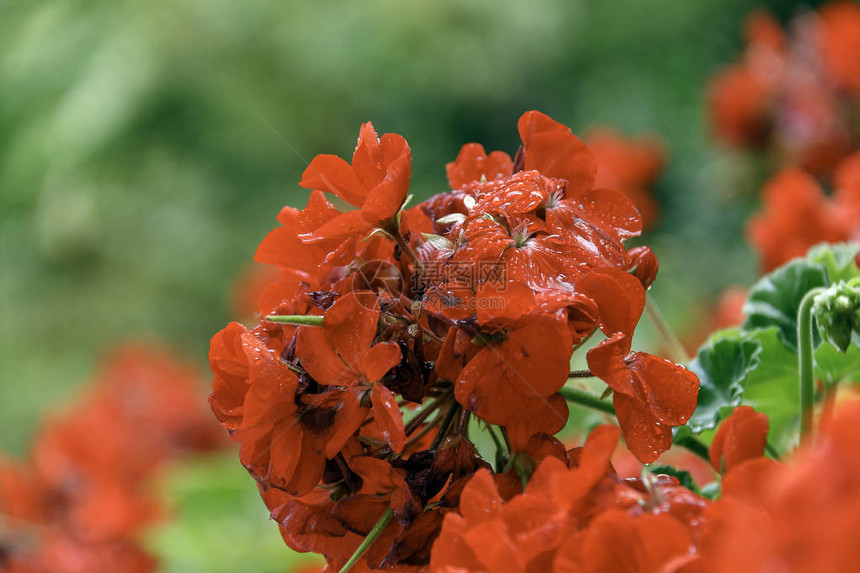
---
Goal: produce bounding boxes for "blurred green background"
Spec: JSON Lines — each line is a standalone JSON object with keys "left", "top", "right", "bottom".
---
{"left": 0, "top": 0, "right": 828, "bottom": 568}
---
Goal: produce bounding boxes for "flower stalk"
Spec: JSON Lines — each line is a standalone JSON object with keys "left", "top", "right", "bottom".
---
{"left": 797, "top": 287, "right": 825, "bottom": 437}
{"left": 645, "top": 295, "right": 690, "bottom": 364}
{"left": 265, "top": 314, "right": 324, "bottom": 326}
{"left": 339, "top": 508, "right": 394, "bottom": 573}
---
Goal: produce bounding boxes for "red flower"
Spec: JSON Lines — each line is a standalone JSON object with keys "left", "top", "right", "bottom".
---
{"left": 707, "top": 6, "right": 860, "bottom": 173}
{"left": 454, "top": 284, "right": 573, "bottom": 427}
{"left": 446, "top": 143, "right": 513, "bottom": 189}
{"left": 819, "top": 1, "right": 860, "bottom": 96}
{"left": 299, "top": 123, "right": 411, "bottom": 239}
{"left": 554, "top": 510, "right": 696, "bottom": 573}
{"left": 586, "top": 127, "right": 665, "bottom": 230}
{"left": 695, "top": 398, "right": 860, "bottom": 573}
{"left": 209, "top": 112, "right": 699, "bottom": 569}
{"left": 747, "top": 159, "right": 860, "bottom": 271}
{"left": 709, "top": 406, "right": 770, "bottom": 474}
{"left": 517, "top": 111, "right": 597, "bottom": 198}
{"left": 579, "top": 269, "right": 698, "bottom": 462}
{"left": 0, "top": 344, "right": 218, "bottom": 573}
{"left": 296, "top": 292, "right": 405, "bottom": 454}
{"left": 430, "top": 426, "right": 621, "bottom": 572}
{"left": 707, "top": 65, "right": 775, "bottom": 147}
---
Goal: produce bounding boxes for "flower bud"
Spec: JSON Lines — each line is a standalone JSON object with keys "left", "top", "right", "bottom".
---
{"left": 814, "top": 281, "right": 860, "bottom": 352}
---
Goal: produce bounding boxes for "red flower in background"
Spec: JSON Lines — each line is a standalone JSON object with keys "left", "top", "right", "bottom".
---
{"left": 747, "top": 151, "right": 860, "bottom": 271}
{"left": 818, "top": 1, "right": 860, "bottom": 96}
{"left": 693, "top": 397, "right": 860, "bottom": 573}
{"left": 0, "top": 345, "right": 221, "bottom": 573}
{"left": 708, "top": 3, "right": 860, "bottom": 174}
{"left": 586, "top": 127, "right": 666, "bottom": 230}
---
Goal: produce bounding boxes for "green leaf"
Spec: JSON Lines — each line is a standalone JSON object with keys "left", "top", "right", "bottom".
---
{"left": 807, "top": 242, "right": 860, "bottom": 283}
{"left": 743, "top": 259, "right": 828, "bottom": 350}
{"left": 686, "top": 331, "right": 762, "bottom": 433}
{"left": 814, "top": 338, "right": 860, "bottom": 387}
{"left": 741, "top": 328, "right": 800, "bottom": 448}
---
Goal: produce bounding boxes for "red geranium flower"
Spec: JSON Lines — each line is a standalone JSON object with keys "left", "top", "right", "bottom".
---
{"left": 579, "top": 269, "right": 698, "bottom": 462}
{"left": 747, "top": 154, "right": 860, "bottom": 271}
{"left": 709, "top": 406, "right": 770, "bottom": 474}
{"left": 299, "top": 123, "right": 411, "bottom": 240}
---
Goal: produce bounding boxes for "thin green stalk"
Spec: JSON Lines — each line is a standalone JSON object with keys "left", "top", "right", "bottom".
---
{"left": 765, "top": 442, "right": 781, "bottom": 460}
{"left": 430, "top": 403, "right": 460, "bottom": 450}
{"left": 393, "top": 231, "right": 425, "bottom": 276}
{"left": 645, "top": 295, "right": 689, "bottom": 364}
{"left": 797, "top": 287, "right": 825, "bottom": 438}
{"left": 568, "top": 369, "right": 594, "bottom": 379}
{"left": 558, "top": 386, "right": 616, "bottom": 415}
{"left": 339, "top": 508, "right": 393, "bottom": 573}
{"left": 486, "top": 424, "right": 507, "bottom": 459}
{"left": 266, "top": 314, "right": 324, "bottom": 326}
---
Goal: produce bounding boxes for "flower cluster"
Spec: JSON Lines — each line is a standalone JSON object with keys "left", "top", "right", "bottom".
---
{"left": 708, "top": 2, "right": 860, "bottom": 174}
{"left": 431, "top": 424, "right": 711, "bottom": 572}
{"left": 0, "top": 345, "right": 221, "bottom": 573}
{"left": 748, "top": 151, "right": 860, "bottom": 271}
{"left": 208, "top": 111, "right": 699, "bottom": 570}
{"left": 434, "top": 395, "right": 860, "bottom": 573}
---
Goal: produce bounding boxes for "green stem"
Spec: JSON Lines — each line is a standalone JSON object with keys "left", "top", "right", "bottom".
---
{"left": 568, "top": 369, "right": 594, "bottom": 379}
{"left": 765, "top": 442, "right": 781, "bottom": 460}
{"left": 266, "top": 314, "right": 324, "bottom": 326}
{"left": 393, "top": 230, "right": 426, "bottom": 276}
{"left": 486, "top": 424, "right": 507, "bottom": 459}
{"left": 339, "top": 508, "right": 393, "bottom": 573}
{"left": 558, "top": 386, "right": 616, "bottom": 415}
{"left": 645, "top": 295, "right": 690, "bottom": 364}
{"left": 797, "top": 287, "right": 825, "bottom": 438}
{"left": 430, "top": 403, "right": 460, "bottom": 450}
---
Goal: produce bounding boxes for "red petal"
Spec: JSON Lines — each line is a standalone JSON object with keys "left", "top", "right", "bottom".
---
{"left": 574, "top": 187, "right": 643, "bottom": 240}
{"left": 709, "top": 406, "right": 769, "bottom": 473}
{"left": 267, "top": 419, "right": 304, "bottom": 489}
{"left": 295, "top": 325, "right": 352, "bottom": 387}
{"left": 458, "top": 468, "right": 504, "bottom": 523}
{"left": 305, "top": 210, "right": 371, "bottom": 242}
{"left": 352, "top": 122, "right": 385, "bottom": 189}
{"left": 576, "top": 269, "right": 645, "bottom": 336}
{"left": 628, "top": 352, "right": 699, "bottom": 426}
{"left": 586, "top": 332, "right": 635, "bottom": 396}
{"left": 614, "top": 393, "right": 673, "bottom": 463}
{"left": 369, "top": 384, "right": 406, "bottom": 453}
{"left": 360, "top": 149, "right": 411, "bottom": 223}
{"left": 300, "top": 154, "right": 366, "bottom": 207}
{"left": 357, "top": 342, "right": 401, "bottom": 383}
{"left": 323, "top": 388, "right": 368, "bottom": 458}
{"left": 446, "top": 143, "right": 513, "bottom": 189}
{"left": 505, "top": 393, "right": 569, "bottom": 452}
{"left": 324, "top": 292, "right": 380, "bottom": 366}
